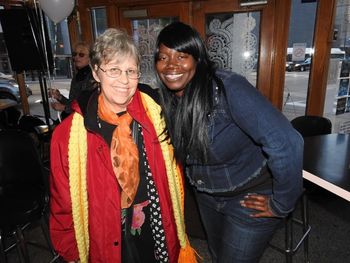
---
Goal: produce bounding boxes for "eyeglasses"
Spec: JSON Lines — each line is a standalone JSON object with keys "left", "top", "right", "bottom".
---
{"left": 98, "top": 66, "right": 141, "bottom": 79}
{"left": 72, "top": 52, "right": 86, "bottom": 58}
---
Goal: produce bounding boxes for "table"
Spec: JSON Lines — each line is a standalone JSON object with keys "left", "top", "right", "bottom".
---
{"left": 0, "top": 99, "right": 17, "bottom": 110}
{"left": 303, "top": 133, "right": 350, "bottom": 201}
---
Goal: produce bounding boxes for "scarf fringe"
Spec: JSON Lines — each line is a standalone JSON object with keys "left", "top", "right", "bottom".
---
{"left": 178, "top": 239, "right": 201, "bottom": 263}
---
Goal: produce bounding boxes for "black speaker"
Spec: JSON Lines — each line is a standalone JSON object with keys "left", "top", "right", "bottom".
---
{"left": 0, "top": 8, "right": 53, "bottom": 72}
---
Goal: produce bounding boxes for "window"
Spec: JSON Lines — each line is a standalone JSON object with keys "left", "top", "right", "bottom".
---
{"left": 282, "top": 0, "right": 317, "bottom": 120}
{"left": 91, "top": 7, "right": 107, "bottom": 39}
{"left": 46, "top": 17, "right": 72, "bottom": 78}
{"left": 324, "top": 0, "right": 350, "bottom": 133}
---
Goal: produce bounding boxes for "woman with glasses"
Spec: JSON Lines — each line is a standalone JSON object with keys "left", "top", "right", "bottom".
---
{"left": 49, "top": 28, "right": 197, "bottom": 263}
{"left": 50, "top": 41, "right": 96, "bottom": 119}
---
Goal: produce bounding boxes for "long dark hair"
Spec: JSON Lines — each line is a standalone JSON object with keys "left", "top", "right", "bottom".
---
{"left": 155, "top": 22, "right": 221, "bottom": 163}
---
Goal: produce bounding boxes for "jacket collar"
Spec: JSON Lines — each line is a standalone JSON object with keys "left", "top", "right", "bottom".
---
{"left": 75, "top": 65, "right": 92, "bottom": 81}
{"left": 72, "top": 86, "right": 153, "bottom": 134}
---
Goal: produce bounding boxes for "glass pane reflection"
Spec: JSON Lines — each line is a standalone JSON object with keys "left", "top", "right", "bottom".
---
{"left": 205, "top": 12, "right": 260, "bottom": 86}
{"left": 131, "top": 18, "right": 178, "bottom": 87}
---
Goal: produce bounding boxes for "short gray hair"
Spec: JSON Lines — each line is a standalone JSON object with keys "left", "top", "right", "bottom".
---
{"left": 90, "top": 28, "right": 140, "bottom": 69}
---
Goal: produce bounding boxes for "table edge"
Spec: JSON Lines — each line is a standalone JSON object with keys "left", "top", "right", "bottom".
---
{"left": 303, "top": 170, "right": 350, "bottom": 202}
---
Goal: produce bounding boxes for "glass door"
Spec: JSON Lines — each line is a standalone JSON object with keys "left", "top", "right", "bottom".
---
{"left": 191, "top": 0, "right": 281, "bottom": 103}
{"left": 130, "top": 18, "right": 177, "bottom": 86}
{"left": 119, "top": 2, "right": 190, "bottom": 87}
{"left": 119, "top": 0, "right": 281, "bottom": 105}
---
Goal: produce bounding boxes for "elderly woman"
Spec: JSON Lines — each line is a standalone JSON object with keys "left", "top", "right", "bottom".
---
{"left": 50, "top": 41, "right": 96, "bottom": 118}
{"left": 49, "top": 28, "right": 196, "bottom": 263}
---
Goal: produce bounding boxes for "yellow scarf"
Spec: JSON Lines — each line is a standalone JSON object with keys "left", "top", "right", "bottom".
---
{"left": 68, "top": 92, "right": 198, "bottom": 263}
{"left": 68, "top": 112, "right": 89, "bottom": 263}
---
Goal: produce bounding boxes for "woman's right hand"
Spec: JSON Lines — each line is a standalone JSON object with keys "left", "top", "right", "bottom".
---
{"left": 240, "top": 193, "right": 276, "bottom": 218}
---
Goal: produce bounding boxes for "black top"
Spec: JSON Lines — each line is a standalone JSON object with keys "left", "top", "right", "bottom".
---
{"left": 59, "top": 65, "right": 96, "bottom": 116}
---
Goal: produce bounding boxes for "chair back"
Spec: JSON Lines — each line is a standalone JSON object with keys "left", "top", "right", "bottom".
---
{"left": 291, "top": 115, "right": 332, "bottom": 137}
{"left": 0, "top": 129, "right": 45, "bottom": 201}
{"left": 18, "top": 115, "right": 46, "bottom": 132}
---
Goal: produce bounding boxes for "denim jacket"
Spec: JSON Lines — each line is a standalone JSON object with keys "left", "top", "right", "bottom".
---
{"left": 186, "top": 70, "right": 304, "bottom": 216}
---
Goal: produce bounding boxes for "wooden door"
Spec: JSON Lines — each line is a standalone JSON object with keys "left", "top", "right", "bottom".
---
{"left": 192, "top": 0, "right": 291, "bottom": 107}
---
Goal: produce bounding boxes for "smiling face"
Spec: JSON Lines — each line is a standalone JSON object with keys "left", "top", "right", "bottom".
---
{"left": 92, "top": 54, "right": 138, "bottom": 113}
{"left": 155, "top": 44, "right": 197, "bottom": 96}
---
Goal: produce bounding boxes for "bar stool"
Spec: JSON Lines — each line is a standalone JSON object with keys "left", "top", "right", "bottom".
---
{"left": 269, "top": 190, "right": 311, "bottom": 262}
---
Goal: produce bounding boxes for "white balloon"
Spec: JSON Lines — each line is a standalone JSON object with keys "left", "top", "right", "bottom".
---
{"left": 40, "top": 0, "right": 75, "bottom": 23}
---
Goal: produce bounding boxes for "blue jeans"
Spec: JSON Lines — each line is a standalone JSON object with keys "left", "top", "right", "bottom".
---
{"left": 194, "top": 188, "right": 282, "bottom": 263}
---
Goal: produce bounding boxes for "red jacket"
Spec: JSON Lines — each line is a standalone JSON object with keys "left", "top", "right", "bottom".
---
{"left": 49, "top": 87, "right": 180, "bottom": 262}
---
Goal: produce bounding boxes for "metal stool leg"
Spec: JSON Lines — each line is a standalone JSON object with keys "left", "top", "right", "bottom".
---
{"left": 285, "top": 214, "right": 293, "bottom": 263}
{"left": 15, "top": 226, "right": 30, "bottom": 263}
{"left": 301, "top": 193, "right": 310, "bottom": 263}
{"left": 0, "top": 229, "right": 7, "bottom": 263}
{"left": 290, "top": 192, "right": 311, "bottom": 262}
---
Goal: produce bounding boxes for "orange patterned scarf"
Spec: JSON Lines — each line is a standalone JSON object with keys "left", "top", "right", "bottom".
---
{"left": 97, "top": 95, "right": 139, "bottom": 208}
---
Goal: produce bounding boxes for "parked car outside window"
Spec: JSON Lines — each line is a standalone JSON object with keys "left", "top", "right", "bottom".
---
{"left": 285, "top": 61, "right": 294, "bottom": 72}
{"left": 293, "top": 57, "right": 312, "bottom": 71}
{"left": 0, "top": 73, "right": 32, "bottom": 102}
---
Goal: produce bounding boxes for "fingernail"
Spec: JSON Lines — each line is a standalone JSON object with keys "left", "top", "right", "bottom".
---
{"left": 240, "top": 200, "right": 245, "bottom": 206}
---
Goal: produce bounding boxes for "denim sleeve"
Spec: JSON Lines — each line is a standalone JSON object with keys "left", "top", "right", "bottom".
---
{"left": 223, "top": 73, "right": 304, "bottom": 216}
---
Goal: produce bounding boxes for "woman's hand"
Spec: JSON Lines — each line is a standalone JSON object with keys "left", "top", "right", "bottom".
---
{"left": 240, "top": 193, "right": 275, "bottom": 218}
{"left": 50, "top": 101, "right": 66, "bottom": 112}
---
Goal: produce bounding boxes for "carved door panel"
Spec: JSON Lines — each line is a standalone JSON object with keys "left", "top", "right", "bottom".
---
{"left": 119, "top": 2, "right": 190, "bottom": 87}
{"left": 205, "top": 12, "right": 261, "bottom": 86}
